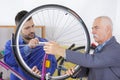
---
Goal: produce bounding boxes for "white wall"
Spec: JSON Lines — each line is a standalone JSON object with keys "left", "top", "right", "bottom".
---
{"left": 0, "top": 0, "right": 23, "bottom": 25}
{"left": 0, "top": 0, "right": 119, "bottom": 79}
{"left": 115, "top": 0, "right": 120, "bottom": 42}
{"left": 0, "top": 0, "right": 119, "bottom": 48}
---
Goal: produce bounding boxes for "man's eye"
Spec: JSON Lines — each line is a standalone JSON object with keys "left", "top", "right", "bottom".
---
{"left": 96, "top": 27, "right": 100, "bottom": 29}
{"left": 32, "top": 25, "right": 35, "bottom": 27}
{"left": 25, "top": 27, "right": 29, "bottom": 29}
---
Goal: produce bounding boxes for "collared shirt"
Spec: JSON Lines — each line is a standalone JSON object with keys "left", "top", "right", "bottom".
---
{"left": 65, "top": 36, "right": 120, "bottom": 80}
{"left": 94, "top": 37, "right": 111, "bottom": 53}
{"left": 4, "top": 35, "right": 57, "bottom": 80}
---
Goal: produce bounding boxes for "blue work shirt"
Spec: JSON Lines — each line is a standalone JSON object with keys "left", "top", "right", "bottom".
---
{"left": 4, "top": 35, "right": 57, "bottom": 80}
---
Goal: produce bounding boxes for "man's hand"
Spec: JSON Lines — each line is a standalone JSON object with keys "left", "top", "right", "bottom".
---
{"left": 44, "top": 41, "right": 66, "bottom": 57}
{"left": 28, "top": 38, "right": 39, "bottom": 48}
{"left": 66, "top": 67, "right": 75, "bottom": 76}
{"left": 32, "top": 66, "right": 40, "bottom": 75}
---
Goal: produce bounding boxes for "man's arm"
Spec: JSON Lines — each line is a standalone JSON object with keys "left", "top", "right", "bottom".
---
{"left": 4, "top": 40, "right": 32, "bottom": 66}
{"left": 4, "top": 40, "right": 18, "bottom": 66}
{"left": 44, "top": 41, "right": 120, "bottom": 68}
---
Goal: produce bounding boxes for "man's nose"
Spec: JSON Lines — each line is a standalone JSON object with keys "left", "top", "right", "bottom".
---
{"left": 92, "top": 28, "right": 96, "bottom": 34}
{"left": 30, "top": 27, "right": 35, "bottom": 32}
{"left": 92, "top": 29, "right": 94, "bottom": 34}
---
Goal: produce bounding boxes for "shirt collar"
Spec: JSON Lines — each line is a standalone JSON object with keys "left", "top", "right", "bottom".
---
{"left": 95, "top": 36, "right": 113, "bottom": 52}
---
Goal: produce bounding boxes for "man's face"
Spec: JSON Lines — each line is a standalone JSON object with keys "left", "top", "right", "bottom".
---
{"left": 92, "top": 19, "right": 108, "bottom": 44}
{"left": 21, "top": 19, "right": 35, "bottom": 40}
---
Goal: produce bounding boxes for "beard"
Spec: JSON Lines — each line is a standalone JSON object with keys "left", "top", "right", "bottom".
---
{"left": 22, "top": 32, "right": 35, "bottom": 40}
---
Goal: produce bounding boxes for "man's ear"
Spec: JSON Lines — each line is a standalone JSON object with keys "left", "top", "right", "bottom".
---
{"left": 106, "top": 25, "right": 111, "bottom": 33}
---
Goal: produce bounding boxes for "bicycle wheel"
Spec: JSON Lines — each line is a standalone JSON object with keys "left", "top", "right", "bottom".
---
{"left": 12, "top": 4, "right": 90, "bottom": 80}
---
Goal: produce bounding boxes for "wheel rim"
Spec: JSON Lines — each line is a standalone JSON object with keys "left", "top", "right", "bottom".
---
{"left": 12, "top": 4, "right": 90, "bottom": 80}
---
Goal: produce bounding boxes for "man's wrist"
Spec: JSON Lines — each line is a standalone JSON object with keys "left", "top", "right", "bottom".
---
{"left": 57, "top": 48, "right": 66, "bottom": 58}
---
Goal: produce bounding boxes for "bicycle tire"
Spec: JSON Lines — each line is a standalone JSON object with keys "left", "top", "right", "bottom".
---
{"left": 12, "top": 4, "right": 90, "bottom": 80}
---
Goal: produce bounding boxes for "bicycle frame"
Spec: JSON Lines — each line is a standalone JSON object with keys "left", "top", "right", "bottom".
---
{"left": 0, "top": 61, "right": 26, "bottom": 80}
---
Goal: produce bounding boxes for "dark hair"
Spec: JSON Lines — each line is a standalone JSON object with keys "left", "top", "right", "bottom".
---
{"left": 15, "top": 10, "right": 28, "bottom": 26}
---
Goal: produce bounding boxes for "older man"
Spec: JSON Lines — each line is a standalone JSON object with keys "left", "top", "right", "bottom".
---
{"left": 44, "top": 16, "right": 120, "bottom": 80}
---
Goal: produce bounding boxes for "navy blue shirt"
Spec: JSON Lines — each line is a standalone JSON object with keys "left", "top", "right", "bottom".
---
{"left": 4, "top": 36, "right": 57, "bottom": 80}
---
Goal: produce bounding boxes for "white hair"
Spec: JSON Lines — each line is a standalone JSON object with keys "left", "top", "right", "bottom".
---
{"left": 95, "top": 16, "right": 113, "bottom": 31}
